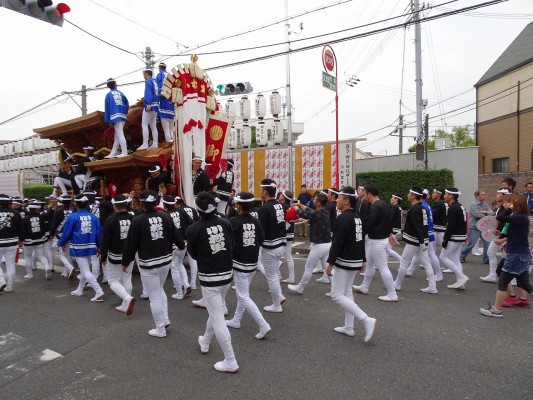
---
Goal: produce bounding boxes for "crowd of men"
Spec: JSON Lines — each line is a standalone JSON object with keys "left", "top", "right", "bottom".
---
{"left": 1, "top": 175, "right": 532, "bottom": 373}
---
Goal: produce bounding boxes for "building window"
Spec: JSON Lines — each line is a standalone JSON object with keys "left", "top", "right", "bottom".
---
{"left": 492, "top": 157, "right": 509, "bottom": 173}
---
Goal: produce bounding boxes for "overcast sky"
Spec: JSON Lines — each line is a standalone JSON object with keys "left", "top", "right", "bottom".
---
{"left": 0, "top": 0, "right": 531, "bottom": 155}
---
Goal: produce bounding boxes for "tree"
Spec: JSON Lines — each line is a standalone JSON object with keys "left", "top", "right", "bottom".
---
{"left": 408, "top": 125, "right": 475, "bottom": 152}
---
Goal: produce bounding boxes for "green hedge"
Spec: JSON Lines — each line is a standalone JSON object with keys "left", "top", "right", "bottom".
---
{"left": 23, "top": 184, "right": 53, "bottom": 200}
{"left": 356, "top": 169, "right": 454, "bottom": 209}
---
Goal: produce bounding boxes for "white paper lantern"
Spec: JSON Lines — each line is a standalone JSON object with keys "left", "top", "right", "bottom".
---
{"left": 270, "top": 91, "right": 282, "bottom": 117}
{"left": 271, "top": 120, "right": 283, "bottom": 145}
{"left": 255, "top": 94, "right": 266, "bottom": 120}
{"left": 240, "top": 124, "right": 252, "bottom": 148}
{"left": 227, "top": 126, "right": 238, "bottom": 149}
{"left": 0, "top": 160, "right": 5, "bottom": 171}
{"left": 225, "top": 100, "right": 236, "bottom": 119}
{"left": 256, "top": 122, "right": 268, "bottom": 146}
{"left": 239, "top": 96, "right": 251, "bottom": 121}
{"left": 22, "top": 139, "right": 34, "bottom": 152}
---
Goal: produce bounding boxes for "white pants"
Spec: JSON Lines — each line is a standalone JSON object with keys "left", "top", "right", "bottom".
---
{"left": 439, "top": 241, "right": 465, "bottom": 280}
{"left": 160, "top": 117, "right": 173, "bottom": 142}
{"left": 283, "top": 239, "right": 295, "bottom": 280}
{"left": 23, "top": 244, "right": 50, "bottom": 276}
{"left": 91, "top": 254, "right": 101, "bottom": 279}
{"left": 75, "top": 256, "right": 103, "bottom": 296}
{"left": 297, "top": 242, "right": 330, "bottom": 290}
{"left": 486, "top": 240, "right": 500, "bottom": 278}
{"left": 44, "top": 239, "right": 53, "bottom": 270}
{"left": 201, "top": 284, "right": 236, "bottom": 363}
{"left": 141, "top": 109, "right": 158, "bottom": 146}
{"left": 186, "top": 252, "right": 197, "bottom": 289}
{"left": 170, "top": 248, "right": 187, "bottom": 295}
{"left": 107, "top": 261, "right": 133, "bottom": 303}
{"left": 395, "top": 243, "right": 436, "bottom": 289}
{"left": 53, "top": 177, "right": 71, "bottom": 195}
{"left": 330, "top": 267, "right": 368, "bottom": 329}
{"left": 109, "top": 120, "right": 128, "bottom": 156}
{"left": 216, "top": 200, "right": 228, "bottom": 215}
{"left": 139, "top": 264, "right": 170, "bottom": 329}
{"left": 408, "top": 241, "right": 441, "bottom": 277}
{"left": 74, "top": 174, "right": 86, "bottom": 190}
{"left": 361, "top": 238, "right": 396, "bottom": 295}
{"left": 57, "top": 242, "right": 74, "bottom": 272}
{"left": 261, "top": 246, "right": 285, "bottom": 307}
{"left": 387, "top": 243, "right": 402, "bottom": 262}
{"left": 0, "top": 246, "right": 17, "bottom": 289}
{"left": 230, "top": 270, "right": 268, "bottom": 329}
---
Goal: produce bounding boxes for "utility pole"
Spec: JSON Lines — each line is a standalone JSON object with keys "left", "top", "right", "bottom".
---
{"left": 284, "top": 0, "right": 294, "bottom": 193}
{"left": 398, "top": 112, "right": 404, "bottom": 154}
{"left": 413, "top": 0, "right": 424, "bottom": 144}
{"left": 144, "top": 47, "right": 155, "bottom": 70}
{"left": 81, "top": 85, "right": 87, "bottom": 116}
{"left": 424, "top": 113, "right": 429, "bottom": 170}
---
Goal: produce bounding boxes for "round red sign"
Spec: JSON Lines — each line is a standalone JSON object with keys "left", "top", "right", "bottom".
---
{"left": 322, "top": 47, "right": 335, "bottom": 72}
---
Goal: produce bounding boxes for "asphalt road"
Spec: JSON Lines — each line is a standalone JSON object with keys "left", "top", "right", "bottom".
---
{"left": 0, "top": 250, "right": 531, "bottom": 400}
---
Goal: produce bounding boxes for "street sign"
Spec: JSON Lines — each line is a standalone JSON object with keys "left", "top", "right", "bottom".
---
{"left": 322, "top": 71, "right": 336, "bottom": 91}
{"left": 322, "top": 47, "right": 335, "bottom": 72}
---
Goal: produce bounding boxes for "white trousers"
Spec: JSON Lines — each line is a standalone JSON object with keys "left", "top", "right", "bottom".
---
{"left": 109, "top": 120, "right": 128, "bottom": 156}
{"left": 261, "top": 246, "right": 285, "bottom": 307}
{"left": 330, "top": 268, "right": 368, "bottom": 329}
{"left": 23, "top": 244, "right": 50, "bottom": 276}
{"left": 170, "top": 248, "right": 187, "bottom": 295}
{"left": 53, "top": 177, "right": 71, "bottom": 195}
{"left": 74, "top": 174, "right": 86, "bottom": 191}
{"left": 439, "top": 241, "right": 465, "bottom": 280}
{"left": 387, "top": 242, "right": 402, "bottom": 262}
{"left": 297, "top": 242, "right": 330, "bottom": 290}
{"left": 107, "top": 261, "right": 133, "bottom": 303}
{"left": 160, "top": 117, "right": 173, "bottom": 142}
{"left": 201, "top": 284, "right": 236, "bottom": 362}
{"left": 141, "top": 110, "right": 158, "bottom": 146}
{"left": 0, "top": 246, "right": 17, "bottom": 288}
{"left": 57, "top": 242, "right": 74, "bottom": 272}
{"left": 283, "top": 240, "right": 295, "bottom": 280}
{"left": 91, "top": 254, "right": 101, "bottom": 278}
{"left": 139, "top": 264, "right": 170, "bottom": 329}
{"left": 396, "top": 243, "right": 436, "bottom": 289}
{"left": 186, "top": 252, "right": 197, "bottom": 288}
{"left": 230, "top": 270, "right": 268, "bottom": 329}
{"left": 408, "top": 241, "right": 441, "bottom": 277}
{"left": 486, "top": 240, "right": 500, "bottom": 277}
{"left": 216, "top": 200, "right": 228, "bottom": 215}
{"left": 75, "top": 256, "right": 103, "bottom": 296}
{"left": 361, "top": 238, "right": 396, "bottom": 295}
{"left": 44, "top": 239, "right": 53, "bottom": 270}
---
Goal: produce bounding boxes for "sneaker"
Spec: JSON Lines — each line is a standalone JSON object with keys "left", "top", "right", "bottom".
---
{"left": 325, "top": 292, "right": 331, "bottom": 297}
{"left": 472, "top": 250, "right": 482, "bottom": 256}
{"left": 213, "top": 360, "right": 239, "bottom": 373}
{"left": 312, "top": 266, "right": 323, "bottom": 274}
{"left": 447, "top": 275, "right": 469, "bottom": 289}
{"left": 363, "top": 317, "right": 376, "bottom": 342}
{"left": 115, "top": 305, "right": 127, "bottom": 313}
{"left": 23, "top": 274, "right": 34, "bottom": 279}
{"left": 263, "top": 304, "right": 283, "bottom": 313}
{"left": 480, "top": 303, "right": 502, "bottom": 318}
{"left": 198, "top": 336, "right": 209, "bottom": 354}
{"left": 103, "top": 154, "right": 116, "bottom": 159}
{"left": 70, "top": 290, "right": 84, "bottom": 297}
{"left": 442, "top": 269, "right": 454, "bottom": 274}
{"left": 171, "top": 293, "right": 184, "bottom": 300}
{"left": 164, "top": 321, "right": 172, "bottom": 329}
{"left": 255, "top": 324, "right": 271, "bottom": 340}
{"left": 502, "top": 295, "right": 517, "bottom": 307}
{"left": 4, "top": 285, "right": 13, "bottom": 293}
{"left": 316, "top": 276, "right": 330, "bottom": 284}
{"left": 125, "top": 297, "right": 136, "bottom": 316}
{"left": 334, "top": 326, "right": 355, "bottom": 337}
{"left": 480, "top": 275, "right": 498, "bottom": 283}
{"left": 140, "top": 293, "right": 149, "bottom": 300}
{"left": 117, "top": 153, "right": 129, "bottom": 158}
{"left": 280, "top": 295, "right": 286, "bottom": 305}
{"left": 191, "top": 284, "right": 197, "bottom": 290}
{"left": 420, "top": 287, "right": 438, "bottom": 294}
{"left": 378, "top": 293, "right": 399, "bottom": 302}
{"left": 137, "top": 144, "right": 149, "bottom": 151}
{"left": 102, "top": 277, "right": 108, "bottom": 284}
{"left": 511, "top": 298, "right": 530, "bottom": 308}
{"left": 192, "top": 299, "right": 207, "bottom": 308}
{"left": 90, "top": 293, "right": 104, "bottom": 302}
{"left": 148, "top": 327, "right": 167, "bottom": 338}
{"left": 231, "top": 286, "right": 236, "bottom": 290}
{"left": 148, "top": 143, "right": 159, "bottom": 150}
{"left": 281, "top": 278, "right": 295, "bottom": 284}
{"left": 287, "top": 284, "right": 303, "bottom": 295}
{"left": 434, "top": 274, "right": 444, "bottom": 282}
{"left": 225, "top": 319, "right": 241, "bottom": 329}
{"left": 352, "top": 285, "right": 368, "bottom": 294}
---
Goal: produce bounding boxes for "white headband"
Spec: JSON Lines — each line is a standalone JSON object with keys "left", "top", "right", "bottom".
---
{"left": 328, "top": 189, "right": 339, "bottom": 195}
{"left": 261, "top": 183, "right": 277, "bottom": 188}
{"left": 162, "top": 198, "right": 176, "bottom": 205}
{"left": 339, "top": 191, "right": 357, "bottom": 197}
{"left": 445, "top": 189, "right": 461, "bottom": 195}
{"left": 0, "top": 196, "right": 10, "bottom": 201}
{"left": 12, "top": 200, "right": 23, "bottom": 205}
{"left": 192, "top": 156, "right": 203, "bottom": 161}
{"left": 75, "top": 196, "right": 89, "bottom": 202}
{"left": 148, "top": 166, "right": 161, "bottom": 173}
{"left": 234, "top": 196, "right": 255, "bottom": 203}
{"left": 392, "top": 195, "right": 403, "bottom": 201}
{"left": 195, "top": 204, "right": 216, "bottom": 213}
{"left": 141, "top": 195, "right": 157, "bottom": 203}
{"left": 409, "top": 189, "right": 423, "bottom": 196}
{"left": 111, "top": 198, "right": 128, "bottom": 205}
{"left": 422, "top": 189, "right": 429, "bottom": 195}
{"left": 433, "top": 189, "right": 443, "bottom": 195}
{"left": 282, "top": 191, "right": 293, "bottom": 202}
{"left": 28, "top": 204, "right": 42, "bottom": 209}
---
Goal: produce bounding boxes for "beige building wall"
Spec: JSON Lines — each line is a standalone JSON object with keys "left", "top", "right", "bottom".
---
{"left": 477, "top": 62, "right": 533, "bottom": 123}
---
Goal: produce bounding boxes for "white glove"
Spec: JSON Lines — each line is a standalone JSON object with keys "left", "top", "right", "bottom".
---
{"left": 420, "top": 244, "right": 428, "bottom": 252}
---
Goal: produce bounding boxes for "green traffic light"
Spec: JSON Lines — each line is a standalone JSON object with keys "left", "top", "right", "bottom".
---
{"left": 216, "top": 84, "right": 225, "bottom": 95}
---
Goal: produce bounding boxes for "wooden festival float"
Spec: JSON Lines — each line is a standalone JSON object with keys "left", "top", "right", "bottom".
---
{"left": 34, "top": 56, "right": 234, "bottom": 206}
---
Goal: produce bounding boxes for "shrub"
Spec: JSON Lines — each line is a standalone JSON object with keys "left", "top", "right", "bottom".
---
{"left": 23, "top": 184, "right": 53, "bottom": 200}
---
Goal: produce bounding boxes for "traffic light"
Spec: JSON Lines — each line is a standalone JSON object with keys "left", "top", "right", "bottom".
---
{"left": 216, "top": 82, "right": 253, "bottom": 96}
{"left": 0, "top": 0, "right": 71, "bottom": 27}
